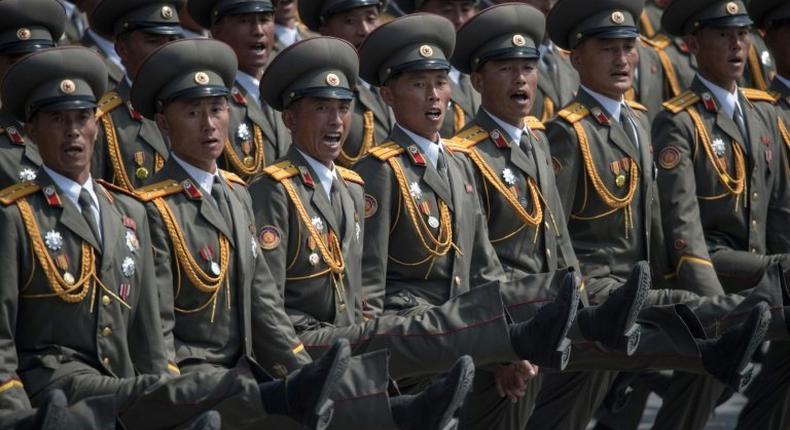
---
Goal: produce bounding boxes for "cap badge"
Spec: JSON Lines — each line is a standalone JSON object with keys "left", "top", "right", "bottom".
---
{"left": 16, "top": 28, "right": 31, "bottom": 40}
{"left": 512, "top": 34, "right": 526, "bottom": 47}
{"left": 59, "top": 80, "right": 76, "bottom": 94}
{"left": 419, "top": 45, "right": 434, "bottom": 58}
{"left": 326, "top": 73, "right": 340, "bottom": 86}
{"left": 726, "top": 2, "right": 739, "bottom": 14}
{"left": 161, "top": 5, "right": 174, "bottom": 19}
{"left": 194, "top": 72, "right": 210, "bottom": 85}
{"left": 611, "top": 11, "right": 625, "bottom": 24}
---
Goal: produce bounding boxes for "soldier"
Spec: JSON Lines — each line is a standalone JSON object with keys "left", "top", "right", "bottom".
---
{"left": 188, "top": 0, "right": 293, "bottom": 181}
{"left": 273, "top": 0, "right": 316, "bottom": 50}
{"left": 132, "top": 36, "right": 479, "bottom": 430}
{"left": 75, "top": 0, "right": 126, "bottom": 90}
{"left": 0, "top": 45, "right": 349, "bottom": 429}
{"left": 297, "top": 0, "right": 395, "bottom": 167}
{"left": 88, "top": 0, "right": 181, "bottom": 191}
{"left": 0, "top": 0, "right": 65, "bottom": 189}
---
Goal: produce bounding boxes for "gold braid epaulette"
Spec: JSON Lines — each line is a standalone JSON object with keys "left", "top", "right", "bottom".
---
{"left": 337, "top": 166, "right": 364, "bottom": 185}
{"left": 557, "top": 103, "right": 590, "bottom": 124}
{"left": 642, "top": 34, "right": 670, "bottom": 50}
{"left": 525, "top": 116, "right": 546, "bottom": 131}
{"left": 662, "top": 91, "right": 700, "bottom": 114}
{"left": 626, "top": 100, "right": 648, "bottom": 112}
{"left": 95, "top": 91, "right": 122, "bottom": 118}
{"left": 135, "top": 180, "right": 182, "bottom": 202}
{"left": 97, "top": 179, "right": 135, "bottom": 199}
{"left": 369, "top": 142, "right": 404, "bottom": 161}
{"left": 0, "top": 182, "right": 39, "bottom": 205}
{"left": 220, "top": 169, "right": 246, "bottom": 188}
{"left": 447, "top": 126, "right": 489, "bottom": 150}
{"left": 263, "top": 161, "right": 299, "bottom": 182}
{"left": 742, "top": 88, "right": 780, "bottom": 104}
{"left": 452, "top": 103, "right": 465, "bottom": 134}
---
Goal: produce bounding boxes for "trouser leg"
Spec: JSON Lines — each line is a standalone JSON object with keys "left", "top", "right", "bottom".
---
{"left": 651, "top": 372, "right": 724, "bottom": 430}
{"left": 736, "top": 341, "right": 790, "bottom": 430}
{"left": 458, "top": 370, "right": 542, "bottom": 430}
{"left": 526, "top": 370, "right": 617, "bottom": 430}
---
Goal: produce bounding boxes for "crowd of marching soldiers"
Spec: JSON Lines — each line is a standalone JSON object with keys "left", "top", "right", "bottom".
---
{"left": 0, "top": 0, "right": 789, "bottom": 429}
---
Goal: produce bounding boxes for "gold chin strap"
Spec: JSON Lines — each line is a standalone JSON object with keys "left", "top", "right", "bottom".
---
{"left": 685, "top": 107, "right": 746, "bottom": 208}
{"left": 222, "top": 124, "right": 265, "bottom": 180}
{"left": 152, "top": 198, "right": 231, "bottom": 323}
{"left": 16, "top": 200, "right": 130, "bottom": 310}
{"left": 572, "top": 121, "right": 639, "bottom": 237}
{"left": 338, "top": 110, "right": 375, "bottom": 167}
{"left": 453, "top": 103, "right": 465, "bottom": 134}
{"left": 280, "top": 178, "right": 347, "bottom": 312}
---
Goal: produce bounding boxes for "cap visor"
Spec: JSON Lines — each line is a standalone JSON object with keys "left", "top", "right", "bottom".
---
{"left": 701, "top": 15, "right": 754, "bottom": 29}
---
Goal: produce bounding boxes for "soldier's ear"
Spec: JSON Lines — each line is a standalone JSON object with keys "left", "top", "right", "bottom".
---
{"left": 154, "top": 112, "right": 170, "bottom": 138}
{"left": 470, "top": 71, "right": 484, "bottom": 94}
{"left": 379, "top": 83, "right": 395, "bottom": 108}
{"left": 686, "top": 34, "right": 700, "bottom": 55}
{"left": 281, "top": 106, "right": 297, "bottom": 132}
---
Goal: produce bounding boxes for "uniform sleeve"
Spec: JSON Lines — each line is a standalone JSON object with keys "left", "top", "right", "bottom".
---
{"left": 546, "top": 120, "right": 582, "bottom": 223}
{"left": 142, "top": 201, "right": 179, "bottom": 374}
{"left": 127, "top": 209, "right": 173, "bottom": 376}
{"left": 652, "top": 111, "right": 725, "bottom": 297}
{"left": 248, "top": 177, "right": 291, "bottom": 303}
{"left": 0, "top": 206, "right": 33, "bottom": 411}
{"left": 354, "top": 158, "right": 395, "bottom": 316}
{"left": 766, "top": 115, "right": 790, "bottom": 254}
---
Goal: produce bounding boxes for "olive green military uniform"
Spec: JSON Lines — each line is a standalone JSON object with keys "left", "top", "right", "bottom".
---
{"left": 79, "top": 30, "right": 126, "bottom": 91}
{"left": 639, "top": 0, "right": 664, "bottom": 38}
{"left": 88, "top": 0, "right": 183, "bottom": 191}
{"left": 630, "top": 39, "right": 667, "bottom": 122}
{"left": 0, "top": 0, "right": 65, "bottom": 189}
{"left": 440, "top": 71, "right": 481, "bottom": 138}
{"left": 532, "top": 43, "right": 579, "bottom": 122}
{"left": 296, "top": 0, "right": 395, "bottom": 168}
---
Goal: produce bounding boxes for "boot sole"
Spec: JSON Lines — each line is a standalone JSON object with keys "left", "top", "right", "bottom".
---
{"left": 729, "top": 306, "right": 770, "bottom": 392}
{"left": 544, "top": 274, "right": 580, "bottom": 370}
{"left": 311, "top": 341, "right": 352, "bottom": 430}
{"left": 607, "top": 263, "right": 650, "bottom": 354}
{"left": 437, "top": 356, "right": 475, "bottom": 430}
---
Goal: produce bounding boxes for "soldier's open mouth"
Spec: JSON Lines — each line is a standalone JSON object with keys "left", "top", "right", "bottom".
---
{"left": 728, "top": 57, "right": 744, "bottom": 65}
{"left": 323, "top": 133, "right": 342, "bottom": 146}
{"left": 252, "top": 44, "right": 265, "bottom": 53}
{"left": 64, "top": 144, "right": 83, "bottom": 155}
{"left": 511, "top": 91, "right": 529, "bottom": 103}
{"left": 426, "top": 108, "right": 442, "bottom": 120}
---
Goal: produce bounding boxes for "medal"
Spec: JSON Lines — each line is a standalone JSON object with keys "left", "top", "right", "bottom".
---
{"left": 311, "top": 216, "right": 324, "bottom": 232}
{"left": 17, "top": 168, "right": 36, "bottom": 181}
{"left": 501, "top": 168, "right": 516, "bottom": 186}
{"left": 125, "top": 230, "right": 139, "bottom": 253}
{"left": 309, "top": 253, "right": 320, "bottom": 266}
{"left": 119, "top": 282, "right": 131, "bottom": 301}
{"left": 243, "top": 155, "right": 255, "bottom": 167}
{"left": 428, "top": 216, "right": 440, "bottom": 229}
{"left": 199, "top": 245, "right": 220, "bottom": 275}
{"left": 45, "top": 230, "right": 64, "bottom": 251}
{"left": 122, "top": 257, "right": 135, "bottom": 278}
{"left": 615, "top": 174, "right": 626, "bottom": 188}
{"left": 210, "top": 261, "right": 221, "bottom": 276}
{"left": 236, "top": 124, "right": 252, "bottom": 141}
{"left": 712, "top": 138, "right": 726, "bottom": 157}
{"left": 409, "top": 182, "right": 423, "bottom": 200}
{"left": 135, "top": 167, "right": 149, "bottom": 180}
{"left": 419, "top": 201, "right": 431, "bottom": 215}
{"left": 133, "top": 152, "right": 148, "bottom": 180}
{"left": 63, "top": 272, "right": 75, "bottom": 285}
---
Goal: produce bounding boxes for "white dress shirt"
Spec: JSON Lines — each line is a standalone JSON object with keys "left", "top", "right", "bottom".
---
{"left": 697, "top": 74, "right": 743, "bottom": 120}
{"left": 397, "top": 124, "right": 445, "bottom": 169}
{"left": 580, "top": 84, "right": 624, "bottom": 122}
{"left": 236, "top": 71, "right": 262, "bottom": 107}
{"left": 172, "top": 153, "right": 221, "bottom": 197}
{"left": 296, "top": 148, "right": 338, "bottom": 201}
{"left": 483, "top": 108, "right": 531, "bottom": 144}
{"left": 42, "top": 165, "right": 101, "bottom": 240}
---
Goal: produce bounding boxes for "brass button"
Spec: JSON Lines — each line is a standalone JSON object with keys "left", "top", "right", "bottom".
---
{"left": 102, "top": 295, "right": 111, "bottom": 306}
{"left": 102, "top": 357, "right": 110, "bottom": 367}
{"left": 454, "top": 276, "right": 461, "bottom": 286}
{"left": 752, "top": 192, "right": 759, "bottom": 200}
{"left": 546, "top": 249, "right": 552, "bottom": 259}
{"left": 752, "top": 220, "right": 758, "bottom": 227}
{"left": 751, "top": 248, "right": 758, "bottom": 253}
{"left": 101, "top": 326, "right": 112, "bottom": 337}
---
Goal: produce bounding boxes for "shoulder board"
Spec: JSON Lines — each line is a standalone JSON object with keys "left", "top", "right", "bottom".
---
{"left": 525, "top": 116, "right": 546, "bottom": 130}
{"left": 642, "top": 34, "right": 671, "bottom": 50}
{"left": 557, "top": 103, "right": 590, "bottom": 123}
{"left": 447, "top": 126, "right": 489, "bottom": 150}
{"left": 220, "top": 169, "right": 247, "bottom": 187}
{"left": 662, "top": 90, "right": 700, "bottom": 114}
{"left": 369, "top": 142, "right": 404, "bottom": 161}
{"left": 263, "top": 160, "right": 299, "bottom": 182}
{"left": 443, "top": 139, "right": 471, "bottom": 154}
{"left": 0, "top": 181, "right": 39, "bottom": 205}
{"left": 337, "top": 166, "right": 364, "bottom": 185}
{"left": 96, "top": 179, "right": 136, "bottom": 198}
{"left": 742, "top": 88, "right": 779, "bottom": 104}
{"left": 626, "top": 100, "right": 648, "bottom": 112}
{"left": 96, "top": 91, "right": 122, "bottom": 117}
{"left": 134, "top": 180, "right": 182, "bottom": 202}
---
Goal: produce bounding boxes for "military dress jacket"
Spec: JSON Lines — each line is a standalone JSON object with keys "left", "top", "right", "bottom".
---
{"left": 249, "top": 147, "right": 365, "bottom": 332}
{"left": 138, "top": 159, "right": 312, "bottom": 378}
{"left": 653, "top": 77, "right": 790, "bottom": 296}
{"left": 532, "top": 47, "right": 579, "bottom": 122}
{"left": 0, "top": 111, "right": 41, "bottom": 189}
{"left": 439, "top": 73, "right": 481, "bottom": 139}
{"left": 549, "top": 89, "right": 666, "bottom": 302}
{"left": 92, "top": 79, "right": 170, "bottom": 192}
{"left": 771, "top": 77, "right": 790, "bottom": 133}
{"left": 0, "top": 171, "right": 170, "bottom": 412}
{"left": 355, "top": 125, "right": 506, "bottom": 315}
{"left": 630, "top": 39, "right": 667, "bottom": 122}
{"left": 447, "top": 110, "right": 582, "bottom": 318}
{"left": 222, "top": 82, "right": 292, "bottom": 182}
{"left": 336, "top": 80, "right": 394, "bottom": 168}
{"left": 80, "top": 31, "right": 124, "bottom": 90}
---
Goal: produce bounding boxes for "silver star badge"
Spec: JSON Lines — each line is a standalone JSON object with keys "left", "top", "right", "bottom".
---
{"left": 712, "top": 138, "right": 726, "bottom": 157}
{"left": 18, "top": 169, "right": 36, "bottom": 181}
{"left": 501, "top": 168, "right": 517, "bottom": 186}
{"left": 312, "top": 216, "right": 324, "bottom": 232}
{"left": 236, "top": 123, "right": 251, "bottom": 141}
{"left": 45, "top": 230, "right": 63, "bottom": 251}
{"left": 122, "top": 257, "right": 135, "bottom": 278}
{"left": 409, "top": 182, "right": 423, "bottom": 200}
{"left": 125, "top": 230, "right": 139, "bottom": 253}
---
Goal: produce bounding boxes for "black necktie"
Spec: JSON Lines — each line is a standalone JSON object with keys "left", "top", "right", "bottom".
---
{"left": 211, "top": 177, "right": 232, "bottom": 222}
{"left": 330, "top": 177, "right": 345, "bottom": 237}
{"left": 78, "top": 188, "right": 101, "bottom": 245}
{"left": 519, "top": 132, "right": 538, "bottom": 174}
{"left": 620, "top": 104, "right": 640, "bottom": 150}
